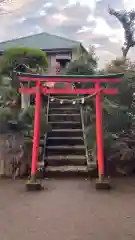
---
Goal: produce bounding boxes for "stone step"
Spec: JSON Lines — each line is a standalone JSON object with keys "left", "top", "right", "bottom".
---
{"left": 41, "top": 95, "right": 87, "bottom": 176}
{"left": 49, "top": 107, "right": 79, "bottom": 110}
{"left": 87, "top": 162, "right": 97, "bottom": 169}
{"left": 46, "top": 165, "right": 88, "bottom": 172}
{"left": 45, "top": 155, "right": 86, "bottom": 160}
{"left": 44, "top": 165, "right": 88, "bottom": 177}
{"left": 44, "top": 155, "right": 86, "bottom": 166}
{"left": 46, "top": 145, "right": 85, "bottom": 149}
{"left": 47, "top": 136, "right": 84, "bottom": 146}
{"left": 48, "top": 129, "right": 83, "bottom": 137}
{"left": 49, "top": 121, "right": 81, "bottom": 129}
{"left": 38, "top": 160, "right": 97, "bottom": 169}
{"left": 51, "top": 129, "right": 82, "bottom": 132}
{"left": 49, "top": 108, "right": 80, "bottom": 114}
{"left": 40, "top": 136, "right": 84, "bottom": 146}
{"left": 49, "top": 113, "right": 80, "bottom": 116}
{"left": 48, "top": 113, "right": 81, "bottom": 122}
{"left": 48, "top": 137, "right": 83, "bottom": 140}
{"left": 46, "top": 145, "right": 86, "bottom": 155}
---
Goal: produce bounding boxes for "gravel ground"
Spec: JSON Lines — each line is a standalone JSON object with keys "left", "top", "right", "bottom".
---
{"left": 0, "top": 178, "right": 135, "bottom": 240}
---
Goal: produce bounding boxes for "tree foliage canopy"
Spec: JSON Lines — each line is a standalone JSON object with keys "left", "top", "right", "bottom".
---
{"left": 66, "top": 46, "right": 97, "bottom": 75}
{"left": 0, "top": 47, "right": 48, "bottom": 76}
{"left": 66, "top": 49, "right": 135, "bottom": 175}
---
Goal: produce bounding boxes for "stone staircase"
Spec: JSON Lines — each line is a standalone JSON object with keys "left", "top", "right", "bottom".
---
{"left": 41, "top": 95, "right": 93, "bottom": 177}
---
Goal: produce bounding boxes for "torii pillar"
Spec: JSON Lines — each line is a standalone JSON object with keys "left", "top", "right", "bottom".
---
{"left": 26, "top": 80, "right": 43, "bottom": 191}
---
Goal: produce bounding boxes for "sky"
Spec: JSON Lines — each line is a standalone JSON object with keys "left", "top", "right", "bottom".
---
{"left": 0, "top": 0, "right": 135, "bottom": 67}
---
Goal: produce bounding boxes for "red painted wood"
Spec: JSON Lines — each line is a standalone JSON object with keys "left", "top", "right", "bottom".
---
{"left": 95, "top": 83, "right": 104, "bottom": 176}
{"left": 19, "top": 76, "right": 120, "bottom": 83}
{"left": 19, "top": 87, "right": 118, "bottom": 95}
{"left": 31, "top": 81, "right": 41, "bottom": 177}
{"left": 19, "top": 87, "right": 37, "bottom": 94}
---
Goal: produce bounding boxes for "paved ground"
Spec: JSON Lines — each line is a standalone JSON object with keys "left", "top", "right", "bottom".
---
{"left": 0, "top": 178, "right": 135, "bottom": 240}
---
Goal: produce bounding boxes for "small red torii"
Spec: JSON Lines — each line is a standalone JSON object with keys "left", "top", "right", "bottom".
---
{"left": 17, "top": 72, "right": 123, "bottom": 191}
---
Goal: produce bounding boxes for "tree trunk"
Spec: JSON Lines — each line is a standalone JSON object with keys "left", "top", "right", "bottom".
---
{"left": 122, "top": 46, "right": 130, "bottom": 58}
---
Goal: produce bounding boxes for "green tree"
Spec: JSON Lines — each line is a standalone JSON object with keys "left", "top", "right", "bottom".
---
{"left": 66, "top": 46, "right": 97, "bottom": 75}
{"left": 66, "top": 46, "right": 98, "bottom": 89}
{"left": 66, "top": 52, "right": 135, "bottom": 175}
{"left": 0, "top": 47, "right": 48, "bottom": 77}
{"left": 0, "top": 47, "right": 48, "bottom": 110}
{"left": 102, "top": 58, "right": 135, "bottom": 175}
{"left": 0, "top": 47, "right": 48, "bottom": 177}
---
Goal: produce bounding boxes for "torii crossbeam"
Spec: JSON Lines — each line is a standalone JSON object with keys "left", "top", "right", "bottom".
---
{"left": 17, "top": 72, "right": 123, "bottom": 191}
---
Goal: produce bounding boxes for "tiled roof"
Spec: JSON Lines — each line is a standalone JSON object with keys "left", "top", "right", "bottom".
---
{"left": 0, "top": 32, "right": 81, "bottom": 51}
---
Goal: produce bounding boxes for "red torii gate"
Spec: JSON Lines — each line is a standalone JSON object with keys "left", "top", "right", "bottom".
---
{"left": 18, "top": 72, "right": 123, "bottom": 191}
